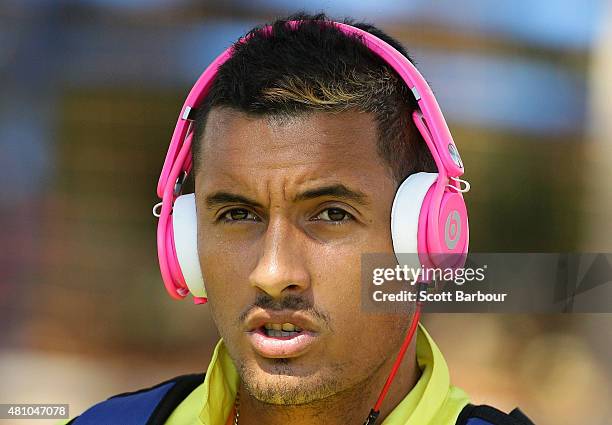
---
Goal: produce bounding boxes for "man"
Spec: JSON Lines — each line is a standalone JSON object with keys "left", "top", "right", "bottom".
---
{"left": 64, "top": 13, "right": 535, "bottom": 425}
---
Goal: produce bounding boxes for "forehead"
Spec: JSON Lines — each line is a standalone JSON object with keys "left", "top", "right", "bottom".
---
{"left": 197, "top": 108, "right": 392, "bottom": 186}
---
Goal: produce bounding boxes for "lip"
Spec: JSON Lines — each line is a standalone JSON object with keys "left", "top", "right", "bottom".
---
{"left": 244, "top": 309, "right": 322, "bottom": 359}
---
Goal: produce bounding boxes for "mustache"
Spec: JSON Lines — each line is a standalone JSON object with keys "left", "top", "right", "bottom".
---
{"left": 237, "top": 292, "right": 332, "bottom": 329}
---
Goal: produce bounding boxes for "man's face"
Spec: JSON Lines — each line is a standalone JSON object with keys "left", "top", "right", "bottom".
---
{"left": 195, "top": 108, "right": 409, "bottom": 405}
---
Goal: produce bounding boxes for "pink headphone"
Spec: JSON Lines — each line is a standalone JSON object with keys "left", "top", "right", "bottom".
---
{"left": 154, "top": 21, "right": 470, "bottom": 304}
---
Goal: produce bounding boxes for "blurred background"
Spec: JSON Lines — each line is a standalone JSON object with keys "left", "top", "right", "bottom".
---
{"left": 1, "top": 1, "right": 611, "bottom": 424}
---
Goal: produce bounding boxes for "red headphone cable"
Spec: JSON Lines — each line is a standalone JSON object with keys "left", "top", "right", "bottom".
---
{"left": 363, "top": 281, "right": 427, "bottom": 425}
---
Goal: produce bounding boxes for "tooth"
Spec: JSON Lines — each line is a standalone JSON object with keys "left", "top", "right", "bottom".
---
{"left": 272, "top": 330, "right": 282, "bottom": 337}
{"left": 264, "top": 323, "right": 272, "bottom": 330}
{"left": 271, "top": 324, "right": 282, "bottom": 331}
{"left": 282, "top": 323, "right": 296, "bottom": 331}
{"left": 281, "top": 331, "right": 292, "bottom": 337}
{"left": 295, "top": 327, "right": 302, "bottom": 332}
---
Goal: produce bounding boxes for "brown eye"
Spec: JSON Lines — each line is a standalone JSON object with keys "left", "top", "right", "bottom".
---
{"left": 222, "top": 208, "right": 257, "bottom": 222}
{"left": 316, "top": 208, "right": 352, "bottom": 223}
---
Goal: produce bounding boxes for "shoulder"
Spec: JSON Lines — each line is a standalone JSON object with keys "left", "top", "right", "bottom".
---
{"left": 64, "top": 373, "right": 204, "bottom": 425}
{"left": 456, "top": 403, "right": 537, "bottom": 425}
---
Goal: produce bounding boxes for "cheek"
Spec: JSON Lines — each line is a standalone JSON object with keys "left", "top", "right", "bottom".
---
{"left": 309, "top": 239, "right": 403, "bottom": 352}
{"left": 198, "top": 222, "right": 250, "bottom": 289}
{"left": 310, "top": 222, "right": 393, "bottom": 294}
{"left": 326, "top": 250, "right": 404, "bottom": 329}
{"left": 316, "top": 249, "right": 406, "bottom": 365}
{"left": 196, "top": 227, "right": 255, "bottom": 333}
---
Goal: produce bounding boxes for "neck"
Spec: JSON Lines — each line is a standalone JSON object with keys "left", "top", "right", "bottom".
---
{"left": 236, "top": 342, "right": 420, "bottom": 425}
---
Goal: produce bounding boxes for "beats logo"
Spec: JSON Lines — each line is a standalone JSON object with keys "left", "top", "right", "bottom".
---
{"left": 445, "top": 210, "right": 461, "bottom": 250}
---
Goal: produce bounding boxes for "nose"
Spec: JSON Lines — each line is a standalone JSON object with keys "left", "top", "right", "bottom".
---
{"left": 248, "top": 216, "right": 311, "bottom": 299}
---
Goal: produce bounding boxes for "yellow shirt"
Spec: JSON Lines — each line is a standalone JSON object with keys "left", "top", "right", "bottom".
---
{"left": 165, "top": 323, "right": 470, "bottom": 425}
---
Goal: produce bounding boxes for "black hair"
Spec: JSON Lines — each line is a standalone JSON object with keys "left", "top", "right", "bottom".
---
{"left": 191, "top": 12, "right": 435, "bottom": 183}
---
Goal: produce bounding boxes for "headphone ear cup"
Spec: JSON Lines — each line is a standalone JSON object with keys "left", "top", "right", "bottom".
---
{"left": 391, "top": 172, "right": 438, "bottom": 268}
{"left": 172, "top": 193, "right": 207, "bottom": 298}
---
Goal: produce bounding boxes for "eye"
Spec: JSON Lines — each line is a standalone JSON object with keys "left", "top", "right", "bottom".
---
{"left": 220, "top": 208, "right": 259, "bottom": 222}
{"left": 314, "top": 207, "right": 353, "bottom": 223}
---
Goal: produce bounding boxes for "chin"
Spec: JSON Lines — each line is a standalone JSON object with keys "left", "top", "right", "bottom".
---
{"left": 238, "top": 358, "right": 345, "bottom": 405}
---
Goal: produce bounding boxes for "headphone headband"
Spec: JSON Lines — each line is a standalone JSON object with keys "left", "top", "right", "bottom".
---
{"left": 157, "top": 20, "right": 464, "bottom": 198}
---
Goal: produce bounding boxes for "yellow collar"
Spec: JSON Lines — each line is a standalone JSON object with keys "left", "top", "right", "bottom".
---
{"left": 169, "top": 324, "right": 469, "bottom": 425}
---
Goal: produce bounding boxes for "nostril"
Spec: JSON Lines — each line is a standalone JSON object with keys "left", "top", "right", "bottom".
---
{"left": 286, "top": 284, "right": 300, "bottom": 291}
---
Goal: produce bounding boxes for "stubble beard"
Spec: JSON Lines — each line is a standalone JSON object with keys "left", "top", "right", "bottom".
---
{"left": 237, "top": 357, "right": 346, "bottom": 406}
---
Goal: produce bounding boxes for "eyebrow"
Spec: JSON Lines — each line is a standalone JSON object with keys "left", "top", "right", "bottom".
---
{"left": 205, "top": 192, "right": 264, "bottom": 209}
{"left": 293, "top": 184, "right": 369, "bottom": 205}
{"left": 204, "top": 184, "right": 369, "bottom": 210}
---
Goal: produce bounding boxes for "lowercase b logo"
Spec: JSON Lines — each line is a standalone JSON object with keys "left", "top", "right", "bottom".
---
{"left": 445, "top": 210, "right": 461, "bottom": 250}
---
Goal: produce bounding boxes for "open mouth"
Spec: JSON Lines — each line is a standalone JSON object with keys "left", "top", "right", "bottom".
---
{"left": 244, "top": 310, "right": 322, "bottom": 359}
{"left": 247, "top": 321, "right": 318, "bottom": 358}
{"left": 260, "top": 322, "right": 303, "bottom": 338}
